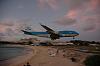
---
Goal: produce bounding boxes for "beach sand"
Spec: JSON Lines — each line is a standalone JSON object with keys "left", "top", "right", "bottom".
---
{"left": 18, "top": 46, "right": 85, "bottom": 66}
{"left": 1, "top": 46, "right": 86, "bottom": 66}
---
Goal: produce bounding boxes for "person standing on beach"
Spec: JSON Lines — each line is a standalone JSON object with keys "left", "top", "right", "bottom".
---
{"left": 56, "top": 48, "right": 59, "bottom": 54}
{"left": 26, "top": 62, "right": 31, "bottom": 66}
{"left": 70, "top": 57, "right": 76, "bottom": 62}
{"left": 24, "top": 62, "right": 31, "bottom": 66}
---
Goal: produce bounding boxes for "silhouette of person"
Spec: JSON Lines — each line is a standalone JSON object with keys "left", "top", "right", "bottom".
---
{"left": 70, "top": 57, "right": 76, "bottom": 62}
{"left": 56, "top": 49, "right": 59, "bottom": 54}
{"left": 26, "top": 62, "right": 31, "bottom": 66}
{"left": 63, "top": 53, "right": 66, "bottom": 57}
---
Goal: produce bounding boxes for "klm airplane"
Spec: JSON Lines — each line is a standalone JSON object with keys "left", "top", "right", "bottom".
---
{"left": 22, "top": 24, "right": 79, "bottom": 40}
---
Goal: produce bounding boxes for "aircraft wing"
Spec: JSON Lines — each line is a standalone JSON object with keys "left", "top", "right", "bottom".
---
{"left": 40, "top": 24, "right": 54, "bottom": 33}
{"left": 40, "top": 24, "right": 60, "bottom": 40}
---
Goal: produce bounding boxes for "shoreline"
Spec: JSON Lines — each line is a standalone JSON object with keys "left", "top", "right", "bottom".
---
{"left": 0, "top": 45, "right": 35, "bottom": 66}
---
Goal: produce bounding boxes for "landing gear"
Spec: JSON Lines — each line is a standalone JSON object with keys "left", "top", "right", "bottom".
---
{"left": 73, "top": 37, "right": 75, "bottom": 39}
{"left": 50, "top": 34, "right": 60, "bottom": 40}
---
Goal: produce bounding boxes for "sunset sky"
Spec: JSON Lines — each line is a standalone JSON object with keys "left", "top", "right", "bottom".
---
{"left": 0, "top": 0, "right": 100, "bottom": 41}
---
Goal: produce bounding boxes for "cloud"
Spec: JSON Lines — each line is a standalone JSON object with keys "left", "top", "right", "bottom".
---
{"left": 88, "top": 0, "right": 100, "bottom": 10}
{"left": 37, "top": 0, "right": 59, "bottom": 10}
{"left": 37, "top": 0, "right": 90, "bottom": 10}
{"left": 0, "top": 18, "right": 41, "bottom": 39}
{"left": 0, "top": 19, "right": 19, "bottom": 33}
{"left": 59, "top": 0, "right": 99, "bottom": 31}
{"left": 0, "top": 18, "right": 31, "bottom": 40}
{"left": 82, "top": 22, "right": 96, "bottom": 31}
{"left": 55, "top": 16, "right": 76, "bottom": 26}
{"left": 0, "top": 19, "right": 21, "bottom": 34}
{"left": 0, "top": 33, "right": 5, "bottom": 40}
{"left": 0, "top": 18, "right": 17, "bottom": 33}
{"left": 54, "top": 0, "right": 100, "bottom": 30}
{"left": 64, "top": 0, "right": 90, "bottom": 9}
{"left": 0, "top": 19, "right": 14, "bottom": 26}
{"left": 79, "top": 15, "right": 99, "bottom": 32}
{"left": 65, "top": 10, "right": 78, "bottom": 19}
{"left": 0, "top": 33, "right": 5, "bottom": 36}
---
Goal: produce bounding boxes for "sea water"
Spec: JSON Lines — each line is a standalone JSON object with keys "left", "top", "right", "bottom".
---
{"left": 0, "top": 44, "right": 26, "bottom": 61}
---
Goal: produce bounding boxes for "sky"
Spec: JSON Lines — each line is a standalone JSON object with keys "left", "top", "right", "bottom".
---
{"left": 0, "top": 0, "right": 100, "bottom": 41}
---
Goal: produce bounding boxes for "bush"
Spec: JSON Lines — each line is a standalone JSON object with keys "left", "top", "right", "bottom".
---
{"left": 84, "top": 55, "right": 100, "bottom": 66}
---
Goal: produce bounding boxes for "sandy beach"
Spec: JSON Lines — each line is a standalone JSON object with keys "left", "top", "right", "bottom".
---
{"left": 17, "top": 46, "right": 87, "bottom": 66}
{"left": 1, "top": 45, "right": 89, "bottom": 66}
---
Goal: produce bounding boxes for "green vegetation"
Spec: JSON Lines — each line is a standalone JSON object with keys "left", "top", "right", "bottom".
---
{"left": 84, "top": 55, "right": 100, "bottom": 66}
{"left": 70, "top": 40, "right": 100, "bottom": 46}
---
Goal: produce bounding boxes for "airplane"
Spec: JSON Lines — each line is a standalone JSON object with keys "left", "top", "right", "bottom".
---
{"left": 21, "top": 24, "right": 79, "bottom": 40}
